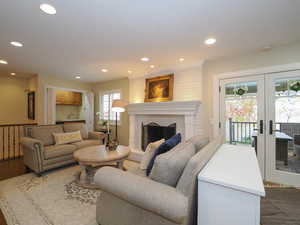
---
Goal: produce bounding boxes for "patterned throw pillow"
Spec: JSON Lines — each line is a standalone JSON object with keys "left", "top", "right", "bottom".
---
{"left": 140, "top": 139, "right": 165, "bottom": 170}
{"left": 53, "top": 131, "right": 82, "bottom": 145}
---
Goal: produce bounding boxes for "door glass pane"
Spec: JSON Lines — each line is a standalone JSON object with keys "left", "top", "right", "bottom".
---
{"left": 224, "top": 81, "right": 258, "bottom": 151}
{"left": 275, "top": 78, "right": 300, "bottom": 174}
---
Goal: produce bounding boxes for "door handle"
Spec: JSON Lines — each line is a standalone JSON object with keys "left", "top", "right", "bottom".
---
{"left": 259, "top": 120, "right": 263, "bottom": 134}
{"left": 269, "top": 120, "right": 273, "bottom": 135}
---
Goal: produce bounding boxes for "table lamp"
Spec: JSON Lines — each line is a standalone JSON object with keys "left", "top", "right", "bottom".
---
{"left": 111, "top": 99, "right": 128, "bottom": 145}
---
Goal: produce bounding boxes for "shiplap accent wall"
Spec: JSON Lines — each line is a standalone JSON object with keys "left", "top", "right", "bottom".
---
{"left": 128, "top": 63, "right": 204, "bottom": 137}
{"left": 129, "top": 64, "right": 203, "bottom": 103}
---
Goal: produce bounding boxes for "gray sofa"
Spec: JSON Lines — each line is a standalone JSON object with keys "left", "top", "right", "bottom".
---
{"left": 94, "top": 135, "right": 223, "bottom": 225}
{"left": 20, "top": 123, "right": 106, "bottom": 175}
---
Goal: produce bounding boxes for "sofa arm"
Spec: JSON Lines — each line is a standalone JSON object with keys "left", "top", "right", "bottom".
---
{"left": 94, "top": 167, "right": 188, "bottom": 224}
{"left": 20, "top": 137, "right": 44, "bottom": 173}
{"left": 21, "top": 137, "right": 43, "bottom": 150}
{"left": 88, "top": 131, "right": 106, "bottom": 140}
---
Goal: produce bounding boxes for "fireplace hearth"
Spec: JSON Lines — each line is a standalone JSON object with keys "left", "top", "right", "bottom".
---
{"left": 141, "top": 122, "right": 176, "bottom": 151}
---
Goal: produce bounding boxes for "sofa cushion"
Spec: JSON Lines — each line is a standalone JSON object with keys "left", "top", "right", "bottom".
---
{"left": 187, "top": 135, "right": 209, "bottom": 152}
{"left": 31, "top": 125, "right": 64, "bottom": 146}
{"left": 149, "top": 142, "right": 196, "bottom": 187}
{"left": 63, "top": 123, "right": 88, "bottom": 139}
{"left": 176, "top": 136, "right": 223, "bottom": 196}
{"left": 140, "top": 139, "right": 165, "bottom": 170}
{"left": 44, "top": 144, "right": 77, "bottom": 160}
{"left": 53, "top": 131, "right": 82, "bottom": 145}
{"left": 71, "top": 140, "right": 100, "bottom": 149}
{"left": 146, "top": 133, "right": 181, "bottom": 176}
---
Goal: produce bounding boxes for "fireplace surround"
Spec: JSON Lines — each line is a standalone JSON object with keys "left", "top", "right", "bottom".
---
{"left": 127, "top": 100, "right": 202, "bottom": 161}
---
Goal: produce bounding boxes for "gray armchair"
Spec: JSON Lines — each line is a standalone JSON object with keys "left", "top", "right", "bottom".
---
{"left": 94, "top": 136, "right": 222, "bottom": 225}
{"left": 21, "top": 123, "right": 106, "bottom": 175}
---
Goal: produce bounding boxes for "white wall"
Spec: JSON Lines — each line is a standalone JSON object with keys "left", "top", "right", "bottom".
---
{"left": 0, "top": 73, "right": 37, "bottom": 125}
{"left": 129, "top": 63, "right": 204, "bottom": 103}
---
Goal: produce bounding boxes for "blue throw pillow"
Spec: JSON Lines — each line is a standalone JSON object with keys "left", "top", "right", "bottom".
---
{"left": 146, "top": 133, "right": 181, "bottom": 176}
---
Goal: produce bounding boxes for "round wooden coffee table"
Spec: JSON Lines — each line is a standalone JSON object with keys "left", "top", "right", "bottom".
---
{"left": 73, "top": 145, "right": 131, "bottom": 189}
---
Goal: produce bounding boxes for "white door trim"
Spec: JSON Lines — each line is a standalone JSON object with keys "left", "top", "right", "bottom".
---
{"left": 212, "top": 62, "right": 300, "bottom": 139}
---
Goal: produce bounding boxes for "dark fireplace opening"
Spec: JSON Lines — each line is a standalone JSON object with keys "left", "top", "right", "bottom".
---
{"left": 141, "top": 122, "right": 176, "bottom": 151}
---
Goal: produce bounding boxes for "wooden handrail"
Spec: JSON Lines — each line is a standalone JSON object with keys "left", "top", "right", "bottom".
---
{"left": 0, "top": 123, "right": 37, "bottom": 127}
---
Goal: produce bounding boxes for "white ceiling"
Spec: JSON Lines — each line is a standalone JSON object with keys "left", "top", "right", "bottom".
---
{"left": 0, "top": 0, "right": 299, "bottom": 82}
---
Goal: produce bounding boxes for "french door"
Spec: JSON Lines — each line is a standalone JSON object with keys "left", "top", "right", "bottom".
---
{"left": 266, "top": 70, "right": 300, "bottom": 187}
{"left": 220, "top": 76, "right": 266, "bottom": 177}
{"left": 220, "top": 71, "right": 300, "bottom": 187}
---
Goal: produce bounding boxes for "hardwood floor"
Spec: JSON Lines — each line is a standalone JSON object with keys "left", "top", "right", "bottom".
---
{"left": 0, "top": 158, "right": 27, "bottom": 225}
{"left": 261, "top": 187, "right": 300, "bottom": 225}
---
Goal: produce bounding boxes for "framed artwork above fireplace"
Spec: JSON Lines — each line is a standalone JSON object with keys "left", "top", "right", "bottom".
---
{"left": 144, "top": 74, "right": 174, "bottom": 102}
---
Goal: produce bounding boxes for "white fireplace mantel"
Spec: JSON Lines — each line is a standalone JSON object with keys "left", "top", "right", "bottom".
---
{"left": 127, "top": 100, "right": 201, "bottom": 116}
{"left": 127, "top": 100, "right": 202, "bottom": 161}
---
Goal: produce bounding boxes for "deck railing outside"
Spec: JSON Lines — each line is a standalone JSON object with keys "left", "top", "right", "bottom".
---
{"left": 228, "top": 119, "right": 299, "bottom": 149}
{"left": 228, "top": 118, "right": 257, "bottom": 144}
{"left": 0, "top": 123, "right": 37, "bottom": 161}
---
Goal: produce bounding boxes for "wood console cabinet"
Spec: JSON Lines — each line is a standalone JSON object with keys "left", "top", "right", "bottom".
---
{"left": 56, "top": 90, "right": 82, "bottom": 105}
{"left": 198, "top": 144, "right": 265, "bottom": 225}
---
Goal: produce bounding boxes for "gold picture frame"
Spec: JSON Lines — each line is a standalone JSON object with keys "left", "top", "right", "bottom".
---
{"left": 144, "top": 74, "right": 174, "bottom": 102}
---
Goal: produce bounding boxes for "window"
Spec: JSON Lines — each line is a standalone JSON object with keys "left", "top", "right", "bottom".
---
{"left": 100, "top": 90, "right": 121, "bottom": 122}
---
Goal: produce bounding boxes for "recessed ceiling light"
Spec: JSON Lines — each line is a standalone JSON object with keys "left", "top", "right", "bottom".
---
{"left": 204, "top": 38, "right": 216, "bottom": 45}
{"left": 101, "top": 69, "right": 108, "bottom": 73}
{"left": 75, "top": 75, "right": 81, "bottom": 79}
{"left": 10, "top": 41, "right": 23, "bottom": 47}
{"left": 0, "top": 60, "right": 8, "bottom": 64}
{"left": 128, "top": 70, "right": 133, "bottom": 74}
{"left": 10, "top": 73, "right": 16, "bottom": 76}
{"left": 141, "top": 57, "right": 150, "bottom": 62}
{"left": 40, "top": 4, "right": 57, "bottom": 15}
{"left": 150, "top": 65, "right": 155, "bottom": 69}
{"left": 179, "top": 58, "right": 185, "bottom": 62}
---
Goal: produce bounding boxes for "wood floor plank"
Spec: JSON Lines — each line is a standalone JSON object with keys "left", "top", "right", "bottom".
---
{"left": 261, "top": 187, "right": 300, "bottom": 225}
{"left": 0, "top": 158, "right": 26, "bottom": 181}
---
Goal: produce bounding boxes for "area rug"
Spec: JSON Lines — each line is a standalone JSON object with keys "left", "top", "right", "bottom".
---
{"left": 0, "top": 166, "right": 100, "bottom": 225}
